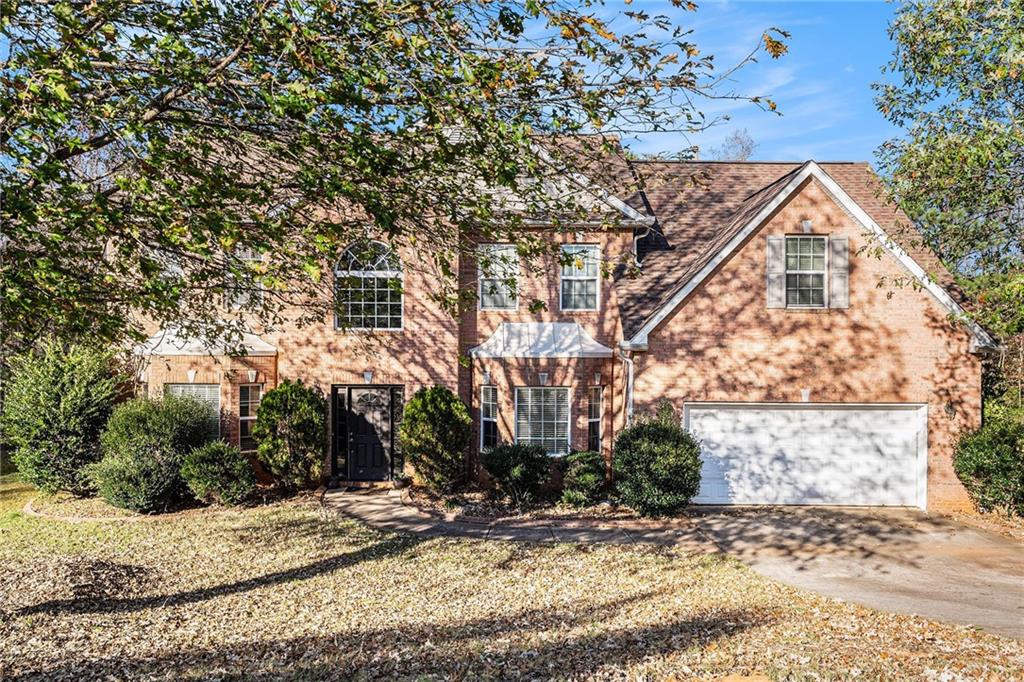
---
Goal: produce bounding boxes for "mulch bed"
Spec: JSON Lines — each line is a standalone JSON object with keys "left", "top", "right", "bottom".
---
{"left": 406, "top": 485, "right": 654, "bottom": 523}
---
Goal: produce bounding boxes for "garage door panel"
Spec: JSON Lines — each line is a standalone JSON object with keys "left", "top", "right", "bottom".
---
{"left": 687, "top": 404, "right": 923, "bottom": 507}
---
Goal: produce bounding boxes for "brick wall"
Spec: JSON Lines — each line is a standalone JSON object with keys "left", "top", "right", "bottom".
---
{"left": 633, "top": 178, "right": 982, "bottom": 511}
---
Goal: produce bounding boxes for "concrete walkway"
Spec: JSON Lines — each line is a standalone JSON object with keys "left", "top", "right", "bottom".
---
{"left": 323, "top": 488, "right": 1024, "bottom": 639}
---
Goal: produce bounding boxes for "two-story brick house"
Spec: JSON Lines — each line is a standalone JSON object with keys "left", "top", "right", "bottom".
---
{"left": 135, "top": 156, "right": 995, "bottom": 512}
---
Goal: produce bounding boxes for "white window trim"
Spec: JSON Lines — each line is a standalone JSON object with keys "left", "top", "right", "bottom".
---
{"left": 478, "top": 244, "right": 519, "bottom": 312}
{"left": 587, "top": 385, "right": 603, "bottom": 452}
{"left": 513, "top": 386, "right": 571, "bottom": 456}
{"left": 333, "top": 240, "right": 405, "bottom": 332}
{"left": 784, "top": 235, "right": 830, "bottom": 309}
{"left": 559, "top": 244, "right": 601, "bottom": 312}
{"left": 238, "top": 384, "right": 262, "bottom": 452}
{"left": 225, "top": 247, "right": 265, "bottom": 310}
{"left": 480, "top": 385, "right": 499, "bottom": 450}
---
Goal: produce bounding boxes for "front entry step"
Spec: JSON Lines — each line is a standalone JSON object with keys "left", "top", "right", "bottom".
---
{"left": 333, "top": 480, "right": 394, "bottom": 490}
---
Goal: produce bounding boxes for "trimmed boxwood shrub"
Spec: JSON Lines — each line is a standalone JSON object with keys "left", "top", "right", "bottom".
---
{"left": 92, "top": 396, "right": 213, "bottom": 512}
{"left": 612, "top": 401, "right": 702, "bottom": 517}
{"left": 1, "top": 341, "right": 121, "bottom": 495}
{"left": 252, "top": 379, "right": 326, "bottom": 492}
{"left": 954, "top": 415, "right": 1024, "bottom": 516}
{"left": 181, "top": 441, "right": 257, "bottom": 506}
{"left": 481, "top": 443, "right": 551, "bottom": 508}
{"left": 560, "top": 450, "right": 607, "bottom": 507}
{"left": 398, "top": 386, "right": 472, "bottom": 493}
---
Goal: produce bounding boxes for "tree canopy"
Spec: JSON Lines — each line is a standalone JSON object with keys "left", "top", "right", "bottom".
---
{"left": 1, "top": 0, "right": 787, "bottom": 351}
{"left": 875, "top": 0, "right": 1023, "bottom": 340}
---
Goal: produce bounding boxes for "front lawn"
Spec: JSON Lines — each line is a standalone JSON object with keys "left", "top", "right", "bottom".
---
{"left": 1, "top": 476, "right": 1021, "bottom": 680}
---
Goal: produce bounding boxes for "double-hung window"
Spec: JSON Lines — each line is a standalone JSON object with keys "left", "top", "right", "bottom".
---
{"left": 334, "top": 241, "right": 403, "bottom": 330}
{"left": 480, "top": 386, "right": 499, "bottom": 450}
{"left": 239, "top": 384, "right": 262, "bottom": 453}
{"left": 479, "top": 244, "right": 518, "bottom": 310}
{"left": 515, "top": 387, "right": 569, "bottom": 455}
{"left": 785, "top": 236, "right": 827, "bottom": 307}
{"left": 226, "top": 246, "right": 264, "bottom": 309}
{"left": 560, "top": 245, "right": 600, "bottom": 311}
{"left": 587, "top": 386, "right": 602, "bottom": 452}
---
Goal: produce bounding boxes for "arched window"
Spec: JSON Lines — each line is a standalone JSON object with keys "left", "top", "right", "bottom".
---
{"left": 334, "top": 241, "right": 403, "bottom": 330}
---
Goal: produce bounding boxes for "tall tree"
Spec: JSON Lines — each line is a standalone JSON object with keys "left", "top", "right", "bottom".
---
{"left": 1, "top": 0, "right": 786, "bottom": 350}
{"left": 705, "top": 128, "right": 757, "bottom": 161}
{"left": 874, "top": 0, "right": 1023, "bottom": 341}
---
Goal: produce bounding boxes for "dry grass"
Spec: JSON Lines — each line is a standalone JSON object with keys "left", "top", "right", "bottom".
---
{"left": 1, "top": 477, "right": 1022, "bottom": 681}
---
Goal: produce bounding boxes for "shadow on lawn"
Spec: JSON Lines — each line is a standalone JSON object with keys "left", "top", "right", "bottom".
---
{"left": 10, "top": 597, "right": 766, "bottom": 680}
{"left": 17, "top": 532, "right": 424, "bottom": 617}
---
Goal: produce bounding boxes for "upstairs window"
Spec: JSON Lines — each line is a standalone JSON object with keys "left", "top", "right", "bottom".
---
{"left": 560, "top": 244, "right": 600, "bottom": 311}
{"left": 226, "top": 246, "right": 264, "bottom": 309}
{"left": 785, "top": 236, "right": 827, "bottom": 308}
{"left": 479, "top": 244, "right": 519, "bottom": 310}
{"left": 334, "top": 241, "right": 403, "bottom": 330}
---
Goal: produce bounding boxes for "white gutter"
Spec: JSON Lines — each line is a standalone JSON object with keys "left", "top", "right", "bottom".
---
{"left": 617, "top": 346, "right": 635, "bottom": 425}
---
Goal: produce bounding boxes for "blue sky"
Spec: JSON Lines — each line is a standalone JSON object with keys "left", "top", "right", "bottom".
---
{"left": 621, "top": 0, "right": 900, "bottom": 162}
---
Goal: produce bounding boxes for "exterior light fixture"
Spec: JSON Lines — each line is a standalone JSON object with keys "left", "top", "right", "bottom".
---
{"left": 247, "top": 369, "right": 258, "bottom": 383}
{"left": 187, "top": 369, "right": 197, "bottom": 384}
{"left": 593, "top": 372, "right": 602, "bottom": 386}
{"left": 482, "top": 369, "right": 492, "bottom": 384}
{"left": 538, "top": 372, "right": 549, "bottom": 386}
{"left": 800, "top": 219, "right": 814, "bottom": 233}
{"left": 363, "top": 370, "right": 373, "bottom": 385}
{"left": 800, "top": 388, "right": 811, "bottom": 402}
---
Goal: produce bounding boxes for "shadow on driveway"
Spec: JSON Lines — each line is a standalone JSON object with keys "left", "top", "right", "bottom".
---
{"left": 690, "top": 506, "right": 1024, "bottom": 639}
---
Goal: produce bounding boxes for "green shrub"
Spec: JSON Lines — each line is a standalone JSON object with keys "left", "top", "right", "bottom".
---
{"left": 481, "top": 443, "right": 551, "bottom": 508}
{"left": 560, "top": 450, "right": 607, "bottom": 507}
{"left": 612, "top": 401, "right": 702, "bottom": 517}
{"left": 92, "top": 395, "right": 213, "bottom": 512}
{"left": 181, "top": 441, "right": 256, "bottom": 506}
{"left": 1, "top": 341, "right": 121, "bottom": 496}
{"left": 252, "top": 379, "right": 326, "bottom": 492}
{"left": 954, "top": 414, "right": 1024, "bottom": 516}
{"left": 398, "top": 386, "right": 472, "bottom": 493}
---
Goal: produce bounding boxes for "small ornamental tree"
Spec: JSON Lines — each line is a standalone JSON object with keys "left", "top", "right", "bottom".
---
{"left": 1, "top": 341, "right": 122, "bottom": 496}
{"left": 252, "top": 380, "right": 326, "bottom": 492}
{"left": 954, "top": 415, "right": 1024, "bottom": 516}
{"left": 398, "top": 386, "right": 472, "bottom": 493}
{"left": 612, "top": 401, "right": 703, "bottom": 517}
{"left": 92, "top": 395, "right": 213, "bottom": 512}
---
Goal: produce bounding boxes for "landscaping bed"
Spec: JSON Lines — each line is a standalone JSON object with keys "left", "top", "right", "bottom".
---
{"left": 406, "top": 485, "right": 639, "bottom": 523}
{"left": 4, "top": 476, "right": 1021, "bottom": 680}
{"left": 28, "top": 491, "right": 140, "bottom": 520}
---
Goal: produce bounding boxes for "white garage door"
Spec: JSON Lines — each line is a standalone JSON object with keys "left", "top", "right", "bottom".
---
{"left": 685, "top": 403, "right": 927, "bottom": 508}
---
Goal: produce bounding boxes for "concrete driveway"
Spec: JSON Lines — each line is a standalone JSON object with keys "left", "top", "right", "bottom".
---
{"left": 691, "top": 507, "right": 1024, "bottom": 639}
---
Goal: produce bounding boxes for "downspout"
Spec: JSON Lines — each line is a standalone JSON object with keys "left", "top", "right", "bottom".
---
{"left": 617, "top": 347, "right": 634, "bottom": 426}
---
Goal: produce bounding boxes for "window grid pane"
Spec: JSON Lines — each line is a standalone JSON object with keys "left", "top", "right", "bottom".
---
{"left": 560, "top": 245, "right": 599, "bottom": 311}
{"left": 481, "top": 386, "right": 499, "bottom": 449}
{"left": 587, "top": 386, "right": 602, "bottom": 452}
{"left": 335, "top": 242, "right": 403, "bottom": 330}
{"left": 238, "top": 384, "right": 262, "bottom": 452}
{"left": 515, "top": 387, "right": 569, "bottom": 455}
{"left": 226, "top": 247, "right": 264, "bottom": 309}
{"left": 784, "top": 236, "right": 826, "bottom": 307}
{"left": 479, "top": 245, "right": 518, "bottom": 310}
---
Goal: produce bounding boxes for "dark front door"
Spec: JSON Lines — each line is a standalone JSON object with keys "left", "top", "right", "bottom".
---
{"left": 347, "top": 387, "right": 392, "bottom": 481}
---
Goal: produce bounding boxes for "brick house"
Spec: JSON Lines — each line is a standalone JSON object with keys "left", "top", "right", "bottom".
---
{"left": 135, "top": 158, "right": 994, "bottom": 512}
